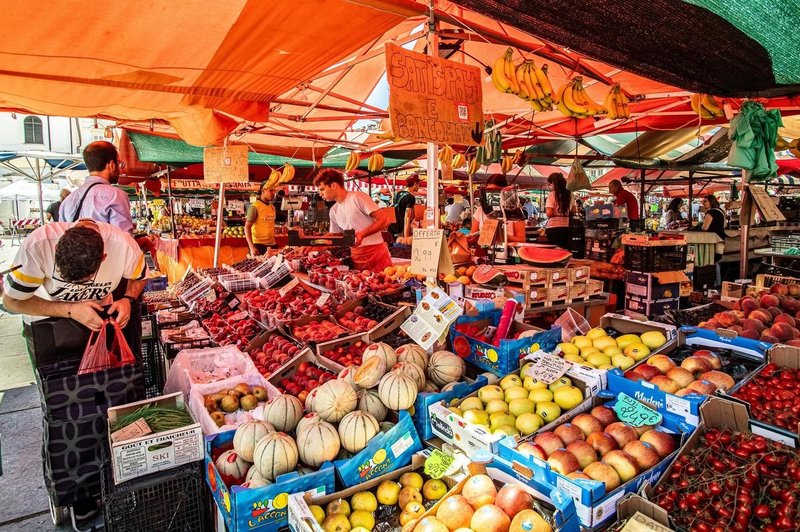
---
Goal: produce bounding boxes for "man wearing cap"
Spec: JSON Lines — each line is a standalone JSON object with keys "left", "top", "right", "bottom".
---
{"left": 312, "top": 169, "right": 392, "bottom": 271}
{"left": 391, "top": 173, "right": 421, "bottom": 238}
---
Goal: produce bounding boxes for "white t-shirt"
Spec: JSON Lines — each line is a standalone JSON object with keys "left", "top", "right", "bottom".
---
{"left": 329, "top": 191, "right": 384, "bottom": 247}
{"left": 6, "top": 222, "right": 148, "bottom": 321}
{"left": 445, "top": 200, "right": 468, "bottom": 223}
{"left": 545, "top": 191, "right": 575, "bottom": 228}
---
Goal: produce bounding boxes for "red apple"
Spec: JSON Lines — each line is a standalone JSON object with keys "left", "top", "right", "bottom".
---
{"left": 700, "top": 370, "right": 735, "bottom": 392}
{"left": 547, "top": 449, "right": 580, "bottom": 475}
{"left": 635, "top": 364, "right": 663, "bottom": 381}
{"left": 494, "top": 484, "right": 534, "bottom": 519}
{"left": 436, "top": 494, "right": 474, "bottom": 530}
{"left": 687, "top": 379, "right": 717, "bottom": 395}
{"left": 462, "top": 474, "right": 497, "bottom": 508}
{"left": 647, "top": 355, "right": 676, "bottom": 374}
{"left": 666, "top": 367, "right": 695, "bottom": 388}
{"left": 533, "top": 432, "right": 564, "bottom": 458}
{"left": 604, "top": 422, "right": 639, "bottom": 448}
{"left": 639, "top": 430, "right": 676, "bottom": 458}
{"left": 649, "top": 375, "right": 681, "bottom": 394}
{"left": 603, "top": 450, "right": 640, "bottom": 483}
{"left": 517, "top": 442, "right": 547, "bottom": 461}
{"left": 554, "top": 423, "right": 585, "bottom": 446}
{"left": 623, "top": 440, "right": 661, "bottom": 470}
{"left": 586, "top": 431, "right": 618, "bottom": 456}
{"left": 566, "top": 440, "right": 598, "bottom": 469}
{"left": 681, "top": 356, "right": 713, "bottom": 375}
{"left": 571, "top": 414, "right": 604, "bottom": 437}
{"left": 470, "top": 504, "right": 511, "bottom": 532}
{"left": 583, "top": 462, "right": 621, "bottom": 492}
{"left": 589, "top": 406, "right": 618, "bottom": 427}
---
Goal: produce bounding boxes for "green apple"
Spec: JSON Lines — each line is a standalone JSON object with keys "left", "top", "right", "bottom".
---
{"left": 535, "top": 401, "right": 562, "bottom": 423}
{"left": 508, "top": 398, "right": 536, "bottom": 417}
{"left": 527, "top": 388, "right": 554, "bottom": 403}
{"left": 499, "top": 374, "right": 523, "bottom": 390}
{"left": 552, "top": 385, "right": 583, "bottom": 410}
{"left": 460, "top": 397, "right": 484, "bottom": 411}
{"left": 484, "top": 399, "right": 509, "bottom": 415}
{"left": 477, "top": 385, "right": 504, "bottom": 404}
{"left": 515, "top": 412, "right": 543, "bottom": 435}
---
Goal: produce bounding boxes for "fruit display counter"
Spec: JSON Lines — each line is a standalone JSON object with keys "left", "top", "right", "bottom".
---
{"left": 155, "top": 236, "right": 252, "bottom": 283}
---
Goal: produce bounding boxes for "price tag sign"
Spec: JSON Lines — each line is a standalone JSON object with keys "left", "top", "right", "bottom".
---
{"left": 187, "top": 198, "right": 205, "bottom": 209}
{"left": 523, "top": 354, "right": 571, "bottom": 384}
{"left": 410, "top": 229, "right": 454, "bottom": 278}
{"left": 278, "top": 277, "right": 300, "bottom": 297}
{"left": 227, "top": 310, "right": 249, "bottom": 322}
{"left": 423, "top": 449, "right": 454, "bottom": 479}
{"left": 477, "top": 218, "right": 499, "bottom": 247}
{"left": 203, "top": 144, "right": 249, "bottom": 183}
{"left": 315, "top": 292, "right": 331, "bottom": 308}
{"left": 613, "top": 392, "right": 663, "bottom": 427}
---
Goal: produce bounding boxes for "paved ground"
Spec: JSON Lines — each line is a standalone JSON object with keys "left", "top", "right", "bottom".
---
{"left": 0, "top": 238, "right": 102, "bottom": 531}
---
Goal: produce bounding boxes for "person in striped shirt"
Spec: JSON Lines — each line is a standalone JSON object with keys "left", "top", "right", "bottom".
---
{"left": 3, "top": 220, "right": 148, "bottom": 343}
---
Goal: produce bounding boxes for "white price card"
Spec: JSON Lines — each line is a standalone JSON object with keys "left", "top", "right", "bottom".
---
{"left": 523, "top": 354, "right": 571, "bottom": 384}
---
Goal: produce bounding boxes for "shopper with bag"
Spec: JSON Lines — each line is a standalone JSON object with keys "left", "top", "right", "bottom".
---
{"left": 4, "top": 220, "right": 149, "bottom": 356}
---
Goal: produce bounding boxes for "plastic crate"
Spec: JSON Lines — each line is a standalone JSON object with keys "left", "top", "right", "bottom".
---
{"left": 218, "top": 273, "right": 261, "bottom": 293}
{"left": 755, "top": 272, "right": 800, "bottom": 289}
{"left": 585, "top": 237, "right": 615, "bottom": 263}
{"left": 623, "top": 244, "right": 687, "bottom": 272}
{"left": 144, "top": 276, "right": 168, "bottom": 293}
{"left": 140, "top": 339, "right": 165, "bottom": 399}
{"left": 101, "top": 461, "right": 211, "bottom": 532}
{"left": 771, "top": 236, "right": 800, "bottom": 252}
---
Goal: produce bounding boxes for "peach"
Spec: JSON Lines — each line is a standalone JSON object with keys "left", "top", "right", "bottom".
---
{"left": 741, "top": 318, "right": 766, "bottom": 332}
{"left": 717, "top": 312, "right": 739, "bottom": 328}
{"left": 740, "top": 329, "right": 760, "bottom": 340}
{"left": 640, "top": 430, "right": 677, "bottom": 457}
{"left": 787, "top": 339, "right": 800, "bottom": 348}
{"left": 783, "top": 298, "right": 800, "bottom": 315}
{"left": 761, "top": 334, "right": 780, "bottom": 343}
{"left": 739, "top": 296, "right": 760, "bottom": 314}
{"left": 749, "top": 309, "right": 773, "bottom": 324}
{"left": 566, "top": 440, "right": 598, "bottom": 469}
{"left": 770, "top": 283, "right": 789, "bottom": 296}
{"left": 771, "top": 322, "right": 795, "bottom": 342}
{"left": 768, "top": 307, "right": 783, "bottom": 319}
{"left": 774, "top": 314, "right": 796, "bottom": 328}
{"left": 788, "top": 283, "right": 800, "bottom": 297}
{"left": 649, "top": 375, "right": 680, "bottom": 394}
{"left": 554, "top": 423, "right": 585, "bottom": 446}
{"left": 760, "top": 294, "right": 780, "bottom": 309}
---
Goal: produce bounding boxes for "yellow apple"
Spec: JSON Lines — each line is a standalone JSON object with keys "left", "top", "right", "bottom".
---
{"left": 548, "top": 376, "right": 572, "bottom": 392}
{"left": 564, "top": 353, "right": 584, "bottom": 365}
{"left": 489, "top": 412, "right": 517, "bottom": 429}
{"left": 493, "top": 425, "right": 519, "bottom": 437}
{"left": 463, "top": 409, "right": 489, "bottom": 426}
{"left": 611, "top": 352, "right": 635, "bottom": 370}
{"left": 505, "top": 386, "right": 529, "bottom": 402}
{"left": 553, "top": 385, "right": 584, "bottom": 410}
{"left": 624, "top": 342, "right": 651, "bottom": 361}
{"left": 523, "top": 376, "right": 548, "bottom": 391}
{"left": 572, "top": 336, "right": 592, "bottom": 349}
{"left": 484, "top": 399, "right": 509, "bottom": 415}
{"left": 477, "top": 385, "right": 504, "bottom": 404}
{"left": 515, "top": 412, "right": 542, "bottom": 435}
{"left": 460, "top": 397, "right": 484, "bottom": 411}
{"left": 593, "top": 337, "right": 617, "bottom": 351}
{"left": 580, "top": 347, "right": 601, "bottom": 359}
{"left": 586, "top": 352, "right": 612, "bottom": 367}
{"left": 500, "top": 374, "right": 523, "bottom": 390}
{"left": 603, "top": 346, "right": 623, "bottom": 357}
{"left": 616, "top": 334, "right": 641, "bottom": 350}
{"left": 598, "top": 364, "right": 616, "bottom": 370}
{"left": 527, "top": 388, "right": 554, "bottom": 403}
{"left": 641, "top": 331, "right": 667, "bottom": 350}
{"left": 447, "top": 406, "right": 463, "bottom": 417}
{"left": 508, "top": 398, "right": 536, "bottom": 417}
{"left": 558, "top": 343, "right": 580, "bottom": 356}
{"left": 586, "top": 328, "right": 608, "bottom": 341}
{"left": 535, "top": 401, "right": 562, "bottom": 423}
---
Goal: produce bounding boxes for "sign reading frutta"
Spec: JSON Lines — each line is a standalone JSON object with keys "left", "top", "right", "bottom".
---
{"left": 385, "top": 43, "right": 484, "bottom": 146}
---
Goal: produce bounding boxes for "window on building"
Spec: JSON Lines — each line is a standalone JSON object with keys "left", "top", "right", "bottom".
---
{"left": 23, "top": 116, "right": 44, "bottom": 144}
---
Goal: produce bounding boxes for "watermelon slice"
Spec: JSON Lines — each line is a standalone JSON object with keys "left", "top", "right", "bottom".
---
{"left": 517, "top": 246, "right": 572, "bottom": 267}
{"left": 471, "top": 265, "right": 507, "bottom": 287}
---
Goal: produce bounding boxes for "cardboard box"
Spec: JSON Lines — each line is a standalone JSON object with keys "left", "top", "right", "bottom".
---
{"left": 206, "top": 430, "right": 336, "bottom": 531}
{"left": 497, "top": 387, "right": 694, "bottom": 529}
{"left": 624, "top": 295, "right": 680, "bottom": 318}
{"left": 288, "top": 452, "right": 465, "bottom": 532}
{"left": 499, "top": 265, "right": 570, "bottom": 286}
{"left": 615, "top": 494, "right": 674, "bottom": 532}
{"left": 429, "top": 366, "right": 595, "bottom": 457}
{"left": 464, "top": 284, "right": 505, "bottom": 300}
{"left": 608, "top": 326, "right": 768, "bottom": 425}
{"left": 450, "top": 308, "right": 563, "bottom": 376}
{"left": 412, "top": 375, "right": 489, "bottom": 441}
{"left": 625, "top": 272, "right": 681, "bottom": 300}
{"left": 416, "top": 460, "right": 581, "bottom": 532}
{"left": 585, "top": 203, "right": 627, "bottom": 221}
{"left": 313, "top": 333, "right": 369, "bottom": 372}
{"left": 267, "top": 350, "right": 339, "bottom": 391}
{"left": 107, "top": 392, "right": 204, "bottom": 484}
{"left": 332, "top": 410, "right": 423, "bottom": 487}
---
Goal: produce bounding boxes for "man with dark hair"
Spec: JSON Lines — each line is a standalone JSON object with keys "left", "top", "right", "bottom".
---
{"left": 4, "top": 220, "right": 148, "bottom": 335}
{"left": 59, "top": 141, "right": 134, "bottom": 232}
{"left": 45, "top": 188, "right": 70, "bottom": 222}
{"left": 245, "top": 182, "right": 277, "bottom": 255}
{"left": 391, "top": 173, "right": 420, "bottom": 237}
{"left": 312, "top": 168, "right": 391, "bottom": 271}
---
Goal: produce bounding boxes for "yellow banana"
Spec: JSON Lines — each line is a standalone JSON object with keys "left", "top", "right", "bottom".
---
{"left": 690, "top": 94, "right": 702, "bottom": 116}
{"left": 278, "top": 163, "right": 295, "bottom": 184}
{"left": 701, "top": 94, "right": 724, "bottom": 117}
{"left": 532, "top": 63, "right": 554, "bottom": 101}
{"left": 502, "top": 48, "right": 520, "bottom": 95}
{"left": 467, "top": 156, "right": 480, "bottom": 175}
{"left": 555, "top": 82, "right": 574, "bottom": 117}
{"left": 605, "top": 89, "right": 618, "bottom": 119}
{"left": 616, "top": 87, "right": 631, "bottom": 118}
{"left": 345, "top": 151, "right": 360, "bottom": 172}
{"left": 512, "top": 150, "right": 524, "bottom": 167}
{"left": 265, "top": 168, "right": 282, "bottom": 189}
{"left": 501, "top": 155, "right": 514, "bottom": 174}
{"left": 578, "top": 80, "right": 606, "bottom": 115}
{"left": 367, "top": 152, "right": 384, "bottom": 173}
{"left": 492, "top": 55, "right": 512, "bottom": 93}
{"left": 563, "top": 79, "right": 591, "bottom": 117}
{"left": 530, "top": 98, "right": 544, "bottom": 113}
{"left": 376, "top": 130, "right": 399, "bottom": 141}
{"left": 452, "top": 153, "right": 466, "bottom": 168}
{"left": 526, "top": 62, "right": 547, "bottom": 101}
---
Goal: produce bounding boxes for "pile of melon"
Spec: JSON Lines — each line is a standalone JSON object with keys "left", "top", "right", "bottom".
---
{"left": 215, "top": 342, "right": 467, "bottom": 488}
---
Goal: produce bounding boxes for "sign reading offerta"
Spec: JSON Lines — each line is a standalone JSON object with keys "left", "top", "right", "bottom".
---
{"left": 385, "top": 43, "right": 483, "bottom": 146}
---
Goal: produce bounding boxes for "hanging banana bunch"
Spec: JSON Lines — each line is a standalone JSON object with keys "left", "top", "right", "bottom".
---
{"left": 500, "top": 154, "right": 514, "bottom": 175}
{"left": 604, "top": 84, "right": 631, "bottom": 120}
{"left": 376, "top": 130, "right": 400, "bottom": 141}
{"left": 277, "top": 162, "right": 295, "bottom": 185}
{"left": 437, "top": 145, "right": 454, "bottom": 167}
{"left": 367, "top": 153, "right": 385, "bottom": 173}
{"left": 491, "top": 47, "right": 520, "bottom": 95}
{"left": 512, "top": 150, "right": 525, "bottom": 168}
{"left": 265, "top": 167, "right": 282, "bottom": 189}
{"left": 555, "top": 77, "right": 606, "bottom": 118}
{"left": 466, "top": 156, "right": 481, "bottom": 176}
{"left": 452, "top": 153, "right": 466, "bottom": 169}
{"left": 690, "top": 94, "right": 725, "bottom": 120}
{"left": 345, "top": 151, "right": 360, "bottom": 172}
{"left": 516, "top": 60, "right": 554, "bottom": 112}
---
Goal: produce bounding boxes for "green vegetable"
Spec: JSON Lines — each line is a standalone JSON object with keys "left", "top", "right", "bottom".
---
{"left": 111, "top": 403, "right": 194, "bottom": 433}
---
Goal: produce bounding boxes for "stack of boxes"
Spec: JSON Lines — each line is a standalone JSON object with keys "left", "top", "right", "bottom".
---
{"left": 622, "top": 234, "right": 688, "bottom": 318}
{"left": 583, "top": 204, "right": 627, "bottom": 262}
{"left": 497, "top": 263, "right": 604, "bottom": 308}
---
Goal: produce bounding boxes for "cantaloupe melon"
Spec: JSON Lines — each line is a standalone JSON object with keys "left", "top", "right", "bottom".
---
{"left": 254, "top": 432, "right": 298, "bottom": 482}
{"left": 363, "top": 342, "right": 397, "bottom": 368}
{"left": 428, "top": 351, "right": 465, "bottom": 386}
{"left": 296, "top": 420, "right": 340, "bottom": 467}
{"left": 313, "top": 379, "right": 358, "bottom": 422}
{"left": 338, "top": 411, "right": 379, "bottom": 453}
{"left": 263, "top": 394, "right": 303, "bottom": 432}
{"left": 357, "top": 389, "right": 388, "bottom": 422}
{"left": 215, "top": 449, "right": 250, "bottom": 486}
{"left": 241, "top": 477, "right": 271, "bottom": 489}
{"left": 423, "top": 381, "right": 440, "bottom": 393}
{"left": 233, "top": 420, "right": 275, "bottom": 462}
{"left": 396, "top": 343, "right": 428, "bottom": 369}
{"left": 295, "top": 412, "right": 321, "bottom": 436}
{"left": 338, "top": 366, "right": 360, "bottom": 391}
{"left": 353, "top": 356, "right": 386, "bottom": 389}
{"left": 245, "top": 464, "right": 267, "bottom": 483}
{"left": 378, "top": 371, "right": 418, "bottom": 410}
{"left": 392, "top": 361, "right": 426, "bottom": 389}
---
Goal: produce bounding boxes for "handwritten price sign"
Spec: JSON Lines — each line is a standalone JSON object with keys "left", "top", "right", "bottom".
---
{"left": 613, "top": 392, "right": 663, "bottom": 427}
{"left": 523, "top": 354, "right": 571, "bottom": 384}
{"left": 423, "top": 449, "right": 454, "bottom": 480}
{"left": 411, "top": 228, "right": 445, "bottom": 277}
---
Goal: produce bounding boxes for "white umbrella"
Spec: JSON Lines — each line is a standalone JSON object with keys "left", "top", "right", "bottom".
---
{"left": 0, "top": 180, "right": 61, "bottom": 201}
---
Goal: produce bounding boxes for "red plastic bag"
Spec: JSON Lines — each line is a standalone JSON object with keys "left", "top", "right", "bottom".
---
{"left": 77, "top": 320, "right": 136, "bottom": 374}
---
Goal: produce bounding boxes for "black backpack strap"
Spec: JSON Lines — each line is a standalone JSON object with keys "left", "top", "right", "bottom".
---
{"left": 70, "top": 182, "right": 104, "bottom": 222}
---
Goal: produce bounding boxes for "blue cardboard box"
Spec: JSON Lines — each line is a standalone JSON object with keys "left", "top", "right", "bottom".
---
{"left": 497, "top": 387, "right": 694, "bottom": 529}
{"left": 205, "top": 430, "right": 336, "bottom": 531}
{"left": 613, "top": 326, "right": 769, "bottom": 425}
{"left": 450, "top": 308, "right": 562, "bottom": 376}
{"left": 411, "top": 374, "right": 489, "bottom": 441}
{"left": 333, "top": 410, "right": 423, "bottom": 487}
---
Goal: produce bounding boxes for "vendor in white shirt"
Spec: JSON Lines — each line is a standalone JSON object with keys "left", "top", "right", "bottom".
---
{"left": 313, "top": 169, "right": 392, "bottom": 271}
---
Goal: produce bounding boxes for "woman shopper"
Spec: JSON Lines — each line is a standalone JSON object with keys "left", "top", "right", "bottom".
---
{"left": 545, "top": 173, "right": 575, "bottom": 249}
{"left": 661, "top": 198, "right": 685, "bottom": 229}
{"left": 699, "top": 194, "right": 727, "bottom": 262}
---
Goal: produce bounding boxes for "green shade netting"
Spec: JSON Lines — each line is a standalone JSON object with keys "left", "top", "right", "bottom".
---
{"left": 683, "top": 0, "right": 800, "bottom": 84}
